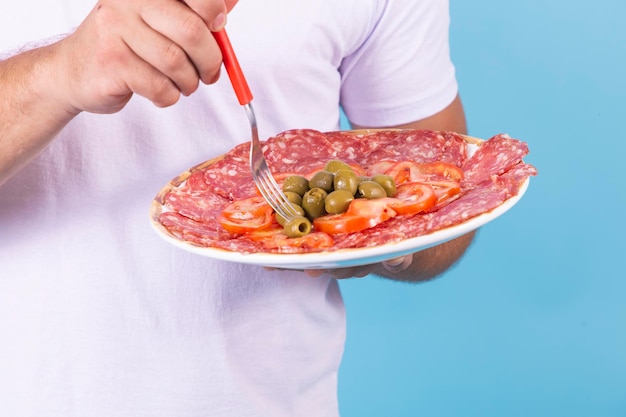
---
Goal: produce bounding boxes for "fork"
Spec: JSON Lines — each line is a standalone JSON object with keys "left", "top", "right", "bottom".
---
{"left": 212, "top": 30, "right": 299, "bottom": 221}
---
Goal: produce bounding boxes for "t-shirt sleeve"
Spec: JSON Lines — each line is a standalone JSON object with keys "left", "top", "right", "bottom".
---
{"left": 339, "top": 0, "right": 458, "bottom": 127}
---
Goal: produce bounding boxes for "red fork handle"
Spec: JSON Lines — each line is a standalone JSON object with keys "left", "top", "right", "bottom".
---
{"left": 212, "top": 29, "right": 253, "bottom": 105}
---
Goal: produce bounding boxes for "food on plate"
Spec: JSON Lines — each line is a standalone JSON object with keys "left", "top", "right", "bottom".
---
{"left": 153, "top": 129, "right": 537, "bottom": 254}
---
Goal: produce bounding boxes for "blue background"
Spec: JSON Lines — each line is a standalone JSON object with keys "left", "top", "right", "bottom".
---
{"left": 338, "top": 1, "right": 626, "bottom": 416}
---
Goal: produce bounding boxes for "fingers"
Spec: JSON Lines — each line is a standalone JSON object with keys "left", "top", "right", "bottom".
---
{"left": 182, "top": 0, "right": 229, "bottom": 31}
{"left": 263, "top": 256, "right": 413, "bottom": 280}
{"left": 141, "top": 0, "right": 225, "bottom": 86}
{"left": 61, "top": 0, "right": 234, "bottom": 113}
{"left": 311, "top": 256, "right": 414, "bottom": 279}
{"left": 382, "top": 255, "right": 413, "bottom": 273}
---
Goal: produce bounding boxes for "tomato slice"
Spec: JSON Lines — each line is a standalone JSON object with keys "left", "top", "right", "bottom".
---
{"left": 244, "top": 224, "right": 285, "bottom": 241}
{"left": 314, "top": 198, "right": 398, "bottom": 235}
{"left": 262, "top": 232, "right": 334, "bottom": 250}
{"left": 426, "top": 180, "right": 462, "bottom": 206}
{"left": 313, "top": 213, "right": 377, "bottom": 235}
{"left": 383, "top": 160, "right": 464, "bottom": 185}
{"left": 218, "top": 196, "right": 274, "bottom": 234}
{"left": 390, "top": 182, "right": 437, "bottom": 215}
{"left": 414, "top": 162, "right": 464, "bottom": 182}
{"left": 383, "top": 161, "right": 418, "bottom": 185}
{"left": 345, "top": 197, "right": 398, "bottom": 219}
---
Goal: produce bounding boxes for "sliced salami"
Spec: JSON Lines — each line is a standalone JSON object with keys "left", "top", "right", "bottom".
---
{"left": 427, "top": 185, "right": 509, "bottom": 231}
{"left": 202, "top": 152, "right": 256, "bottom": 200}
{"left": 462, "top": 134, "right": 530, "bottom": 188}
{"left": 353, "top": 130, "right": 468, "bottom": 167}
{"left": 163, "top": 190, "right": 227, "bottom": 224}
{"left": 263, "top": 129, "right": 337, "bottom": 174}
{"left": 159, "top": 212, "right": 228, "bottom": 245}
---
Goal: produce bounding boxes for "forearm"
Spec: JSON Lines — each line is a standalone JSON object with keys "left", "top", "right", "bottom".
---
{"left": 0, "top": 42, "right": 78, "bottom": 186}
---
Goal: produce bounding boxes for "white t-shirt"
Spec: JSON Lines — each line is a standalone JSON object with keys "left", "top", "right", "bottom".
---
{"left": 0, "top": 1, "right": 458, "bottom": 416}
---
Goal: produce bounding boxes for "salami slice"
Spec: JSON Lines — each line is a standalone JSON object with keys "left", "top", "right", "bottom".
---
{"left": 263, "top": 129, "right": 337, "bottom": 174}
{"left": 163, "top": 190, "right": 227, "bottom": 224}
{"left": 202, "top": 146, "right": 256, "bottom": 200}
{"left": 462, "top": 134, "right": 530, "bottom": 188}
{"left": 159, "top": 212, "right": 227, "bottom": 245}
{"left": 350, "top": 130, "right": 468, "bottom": 167}
{"left": 427, "top": 185, "right": 509, "bottom": 231}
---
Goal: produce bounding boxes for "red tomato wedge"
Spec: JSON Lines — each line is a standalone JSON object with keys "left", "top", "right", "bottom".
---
{"left": 313, "top": 213, "right": 378, "bottom": 235}
{"left": 244, "top": 224, "right": 285, "bottom": 241}
{"left": 414, "top": 161, "right": 463, "bottom": 182}
{"left": 243, "top": 220, "right": 334, "bottom": 250}
{"left": 383, "top": 161, "right": 463, "bottom": 185}
{"left": 389, "top": 182, "right": 437, "bottom": 215}
{"left": 425, "top": 180, "right": 462, "bottom": 206}
{"left": 218, "top": 196, "right": 274, "bottom": 234}
{"left": 262, "top": 232, "right": 334, "bottom": 250}
{"left": 346, "top": 197, "right": 398, "bottom": 218}
{"left": 314, "top": 198, "right": 398, "bottom": 235}
{"left": 382, "top": 161, "right": 417, "bottom": 185}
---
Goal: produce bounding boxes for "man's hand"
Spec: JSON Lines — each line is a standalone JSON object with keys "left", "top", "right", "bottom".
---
{"left": 303, "top": 255, "right": 413, "bottom": 279}
{"left": 303, "top": 230, "right": 475, "bottom": 281}
{"left": 53, "top": 0, "right": 238, "bottom": 115}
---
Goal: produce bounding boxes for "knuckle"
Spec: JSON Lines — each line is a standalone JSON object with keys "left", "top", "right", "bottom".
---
{"left": 178, "top": 13, "right": 205, "bottom": 45}
{"left": 203, "top": 66, "right": 221, "bottom": 85}
{"left": 151, "top": 77, "right": 180, "bottom": 107}
{"left": 161, "top": 42, "right": 187, "bottom": 71}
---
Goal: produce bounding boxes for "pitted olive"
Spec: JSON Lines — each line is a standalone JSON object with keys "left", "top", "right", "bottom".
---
{"left": 283, "top": 216, "right": 312, "bottom": 238}
{"left": 357, "top": 181, "right": 388, "bottom": 199}
{"left": 302, "top": 188, "right": 328, "bottom": 219}
{"left": 371, "top": 174, "right": 397, "bottom": 197}
{"left": 282, "top": 175, "right": 309, "bottom": 196}
{"left": 275, "top": 204, "right": 306, "bottom": 226}
{"left": 283, "top": 191, "right": 303, "bottom": 206}
{"left": 325, "top": 190, "right": 355, "bottom": 214}
{"left": 308, "top": 170, "right": 335, "bottom": 193}
{"left": 333, "top": 169, "right": 358, "bottom": 195}
{"left": 324, "top": 159, "right": 353, "bottom": 174}
{"left": 356, "top": 175, "right": 370, "bottom": 186}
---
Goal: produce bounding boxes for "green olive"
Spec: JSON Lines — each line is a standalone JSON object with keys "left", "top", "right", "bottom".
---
{"left": 371, "top": 174, "right": 397, "bottom": 197}
{"left": 308, "top": 170, "right": 335, "bottom": 193}
{"left": 301, "top": 187, "right": 328, "bottom": 219}
{"left": 324, "top": 159, "right": 353, "bottom": 174}
{"left": 356, "top": 175, "right": 370, "bottom": 185}
{"left": 283, "top": 191, "right": 303, "bottom": 206}
{"left": 325, "top": 190, "right": 355, "bottom": 214}
{"left": 357, "top": 181, "right": 388, "bottom": 199}
{"left": 282, "top": 175, "right": 309, "bottom": 196}
{"left": 283, "top": 216, "right": 312, "bottom": 238}
{"left": 333, "top": 169, "right": 358, "bottom": 195}
{"left": 275, "top": 204, "right": 306, "bottom": 227}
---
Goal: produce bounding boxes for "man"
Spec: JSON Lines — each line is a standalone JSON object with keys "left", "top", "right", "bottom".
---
{"left": 0, "top": 0, "right": 472, "bottom": 415}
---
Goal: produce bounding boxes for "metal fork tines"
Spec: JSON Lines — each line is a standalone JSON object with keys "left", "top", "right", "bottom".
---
{"left": 244, "top": 103, "right": 300, "bottom": 221}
